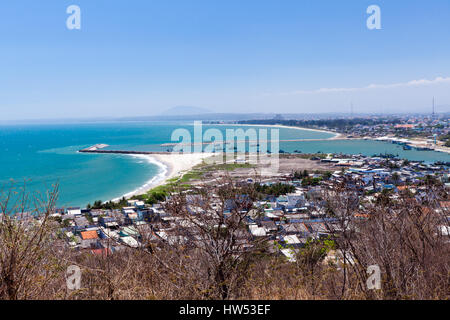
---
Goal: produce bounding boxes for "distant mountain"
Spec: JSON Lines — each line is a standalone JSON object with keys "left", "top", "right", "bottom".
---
{"left": 3, "top": 111, "right": 448, "bottom": 125}
{"left": 161, "top": 106, "right": 212, "bottom": 116}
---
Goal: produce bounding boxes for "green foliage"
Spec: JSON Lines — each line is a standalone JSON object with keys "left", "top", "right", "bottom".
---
{"left": 391, "top": 172, "right": 400, "bottom": 183}
{"left": 61, "top": 219, "right": 72, "bottom": 228}
{"left": 91, "top": 197, "right": 128, "bottom": 210}
{"left": 238, "top": 118, "right": 402, "bottom": 131}
{"left": 254, "top": 183, "right": 295, "bottom": 197}
{"left": 180, "top": 171, "right": 202, "bottom": 183}
{"left": 293, "top": 170, "right": 309, "bottom": 179}
{"left": 84, "top": 213, "right": 94, "bottom": 224}
{"left": 296, "top": 237, "right": 336, "bottom": 269}
{"left": 145, "top": 189, "right": 168, "bottom": 205}
{"left": 207, "top": 163, "right": 253, "bottom": 171}
{"left": 323, "top": 171, "right": 332, "bottom": 179}
{"left": 301, "top": 177, "right": 322, "bottom": 187}
{"left": 423, "top": 174, "right": 442, "bottom": 187}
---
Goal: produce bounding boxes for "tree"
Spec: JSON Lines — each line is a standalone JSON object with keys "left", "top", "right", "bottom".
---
{"left": 324, "top": 178, "right": 450, "bottom": 299}
{"left": 161, "top": 176, "right": 269, "bottom": 299}
{"left": 0, "top": 182, "right": 68, "bottom": 299}
{"left": 391, "top": 172, "right": 400, "bottom": 185}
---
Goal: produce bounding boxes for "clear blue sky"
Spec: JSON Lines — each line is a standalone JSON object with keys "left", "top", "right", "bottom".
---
{"left": 1, "top": 0, "right": 450, "bottom": 120}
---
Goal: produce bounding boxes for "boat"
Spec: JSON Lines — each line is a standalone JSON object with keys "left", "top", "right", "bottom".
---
{"left": 403, "top": 145, "right": 412, "bottom": 150}
{"left": 415, "top": 147, "right": 433, "bottom": 151}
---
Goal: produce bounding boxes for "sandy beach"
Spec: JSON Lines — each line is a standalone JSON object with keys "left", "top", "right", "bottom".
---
{"left": 263, "top": 124, "right": 341, "bottom": 138}
{"left": 212, "top": 123, "right": 341, "bottom": 139}
{"left": 115, "top": 124, "right": 340, "bottom": 202}
{"left": 151, "top": 153, "right": 214, "bottom": 183}
{"left": 117, "top": 153, "right": 214, "bottom": 200}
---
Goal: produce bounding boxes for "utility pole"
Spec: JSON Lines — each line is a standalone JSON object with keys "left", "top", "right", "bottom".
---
{"left": 432, "top": 97, "right": 435, "bottom": 118}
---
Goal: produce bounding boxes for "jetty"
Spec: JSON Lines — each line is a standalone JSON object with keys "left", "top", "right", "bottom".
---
{"left": 82, "top": 144, "right": 110, "bottom": 151}
{"left": 79, "top": 145, "right": 172, "bottom": 155}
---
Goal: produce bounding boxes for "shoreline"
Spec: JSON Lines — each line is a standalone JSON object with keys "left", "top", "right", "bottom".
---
{"left": 111, "top": 124, "right": 339, "bottom": 202}
{"left": 223, "top": 123, "right": 449, "bottom": 154}
{"left": 374, "top": 136, "right": 450, "bottom": 155}
{"left": 209, "top": 123, "right": 341, "bottom": 139}
{"left": 111, "top": 153, "right": 214, "bottom": 202}
{"left": 108, "top": 125, "right": 448, "bottom": 204}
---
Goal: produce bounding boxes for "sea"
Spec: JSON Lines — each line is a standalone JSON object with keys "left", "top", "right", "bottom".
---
{"left": 0, "top": 121, "right": 449, "bottom": 208}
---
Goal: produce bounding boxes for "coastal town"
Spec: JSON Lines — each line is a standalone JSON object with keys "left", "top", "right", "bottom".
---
{"left": 237, "top": 113, "right": 450, "bottom": 153}
{"left": 46, "top": 150, "right": 449, "bottom": 263}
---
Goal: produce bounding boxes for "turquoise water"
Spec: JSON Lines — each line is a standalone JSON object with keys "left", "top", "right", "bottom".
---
{"left": 280, "top": 139, "right": 450, "bottom": 163}
{"left": 0, "top": 122, "right": 448, "bottom": 207}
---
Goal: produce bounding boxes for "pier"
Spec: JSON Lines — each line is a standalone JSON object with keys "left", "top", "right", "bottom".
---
{"left": 79, "top": 138, "right": 347, "bottom": 155}
{"left": 79, "top": 145, "right": 172, "bottom": 155}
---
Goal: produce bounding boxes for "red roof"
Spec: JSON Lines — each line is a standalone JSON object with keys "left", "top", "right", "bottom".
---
{"left": 80, "top": 230, "right": 99, "bottom": 240}
{"left": 91, "top": 248, "right": 112, "bottom": 257}
{"left": 395, "top": 124, "right": 415, "bottom": 129}
{"left": 440, "top": 201, "right": 450, "bottom": 209}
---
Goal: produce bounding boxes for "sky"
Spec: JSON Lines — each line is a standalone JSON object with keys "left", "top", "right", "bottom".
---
{"left": 1, "top": 0, "right": 450, "bottom": 121}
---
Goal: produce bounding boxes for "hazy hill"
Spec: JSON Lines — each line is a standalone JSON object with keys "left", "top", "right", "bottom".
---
{"left": 161, "top": 106, "right": 212, "bottom": 116}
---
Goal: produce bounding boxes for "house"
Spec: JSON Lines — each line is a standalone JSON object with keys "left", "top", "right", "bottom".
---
{"left": 280, "top": 235, "right": 306, "bottom": 248}
{"left": 260, "top": 220, "right": 278, "bottom": 234}
{"left": 264, "top": 211, "right": 283, "bottom": 221}
{"left": 80, "top": 230, "right": 99, "bottom": 241}
{"left": 248, "top": 224, "right": 267, "bottom": 237}
{"left": 122, "top": 226, "right": 140, "bottom": 237}
{"left": 128, "top": 200, "right": 146, "bottom": 209}
{"left": 139, "top": 209, "right": 158, "bottom": 222}
{"left": 79, "top": 238, "right": 100, "bottom": 250}
{"left": 284, "top": 212, "right": 309, "bottom": 222}
{"left": 122, "top": 207, "right": 136, "bottom": 215}
{"left": 307, "top": 222, "right": 330, "bottom": 238}
{"left": 99, "top": 227, "right": 120, "bottom": 241}
{"left": 67, "top": 207, "right": 82, "bottom": 216}
{"left": 74, "top": 216, "right": 90, "bottom": 228}
{"left": 186, "top": 195, "right": 204, "bottom": 206}
{"left": 276, "top": 196, "right": 288, "bottom": 208}
{"left": 127, "top": 200, "right": 139, "bottom": 207}
{"left": 126, "top": 211, "right": 139, "bottom": 221}
{"left": 88, "top": 210, "right": 102, "bottom": 223}
{"left": 91, "top": 248, "right": 112, "bottom": 257}
{"left": 135, "top": 201, "right": 145, "bottom": 209}
{"left": 99, "top": 216, "right": 119, "bottom": 229}
{"left": 120, "top": 236, "right": 140, "bottom": 248}
{"left": 282, "top": 223, "right": 310, "bottom": 237}
{"left": 440, "top": 201, "right": 450, "bottom": 210}
{"left": 280, "top": 248, "right": 298, "bottom": 262}
{"left": 51, "top": 208, "right": 64, "bottom": 218}
{"left": 287, "top": 193, "right": 306, "bottom": 208}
